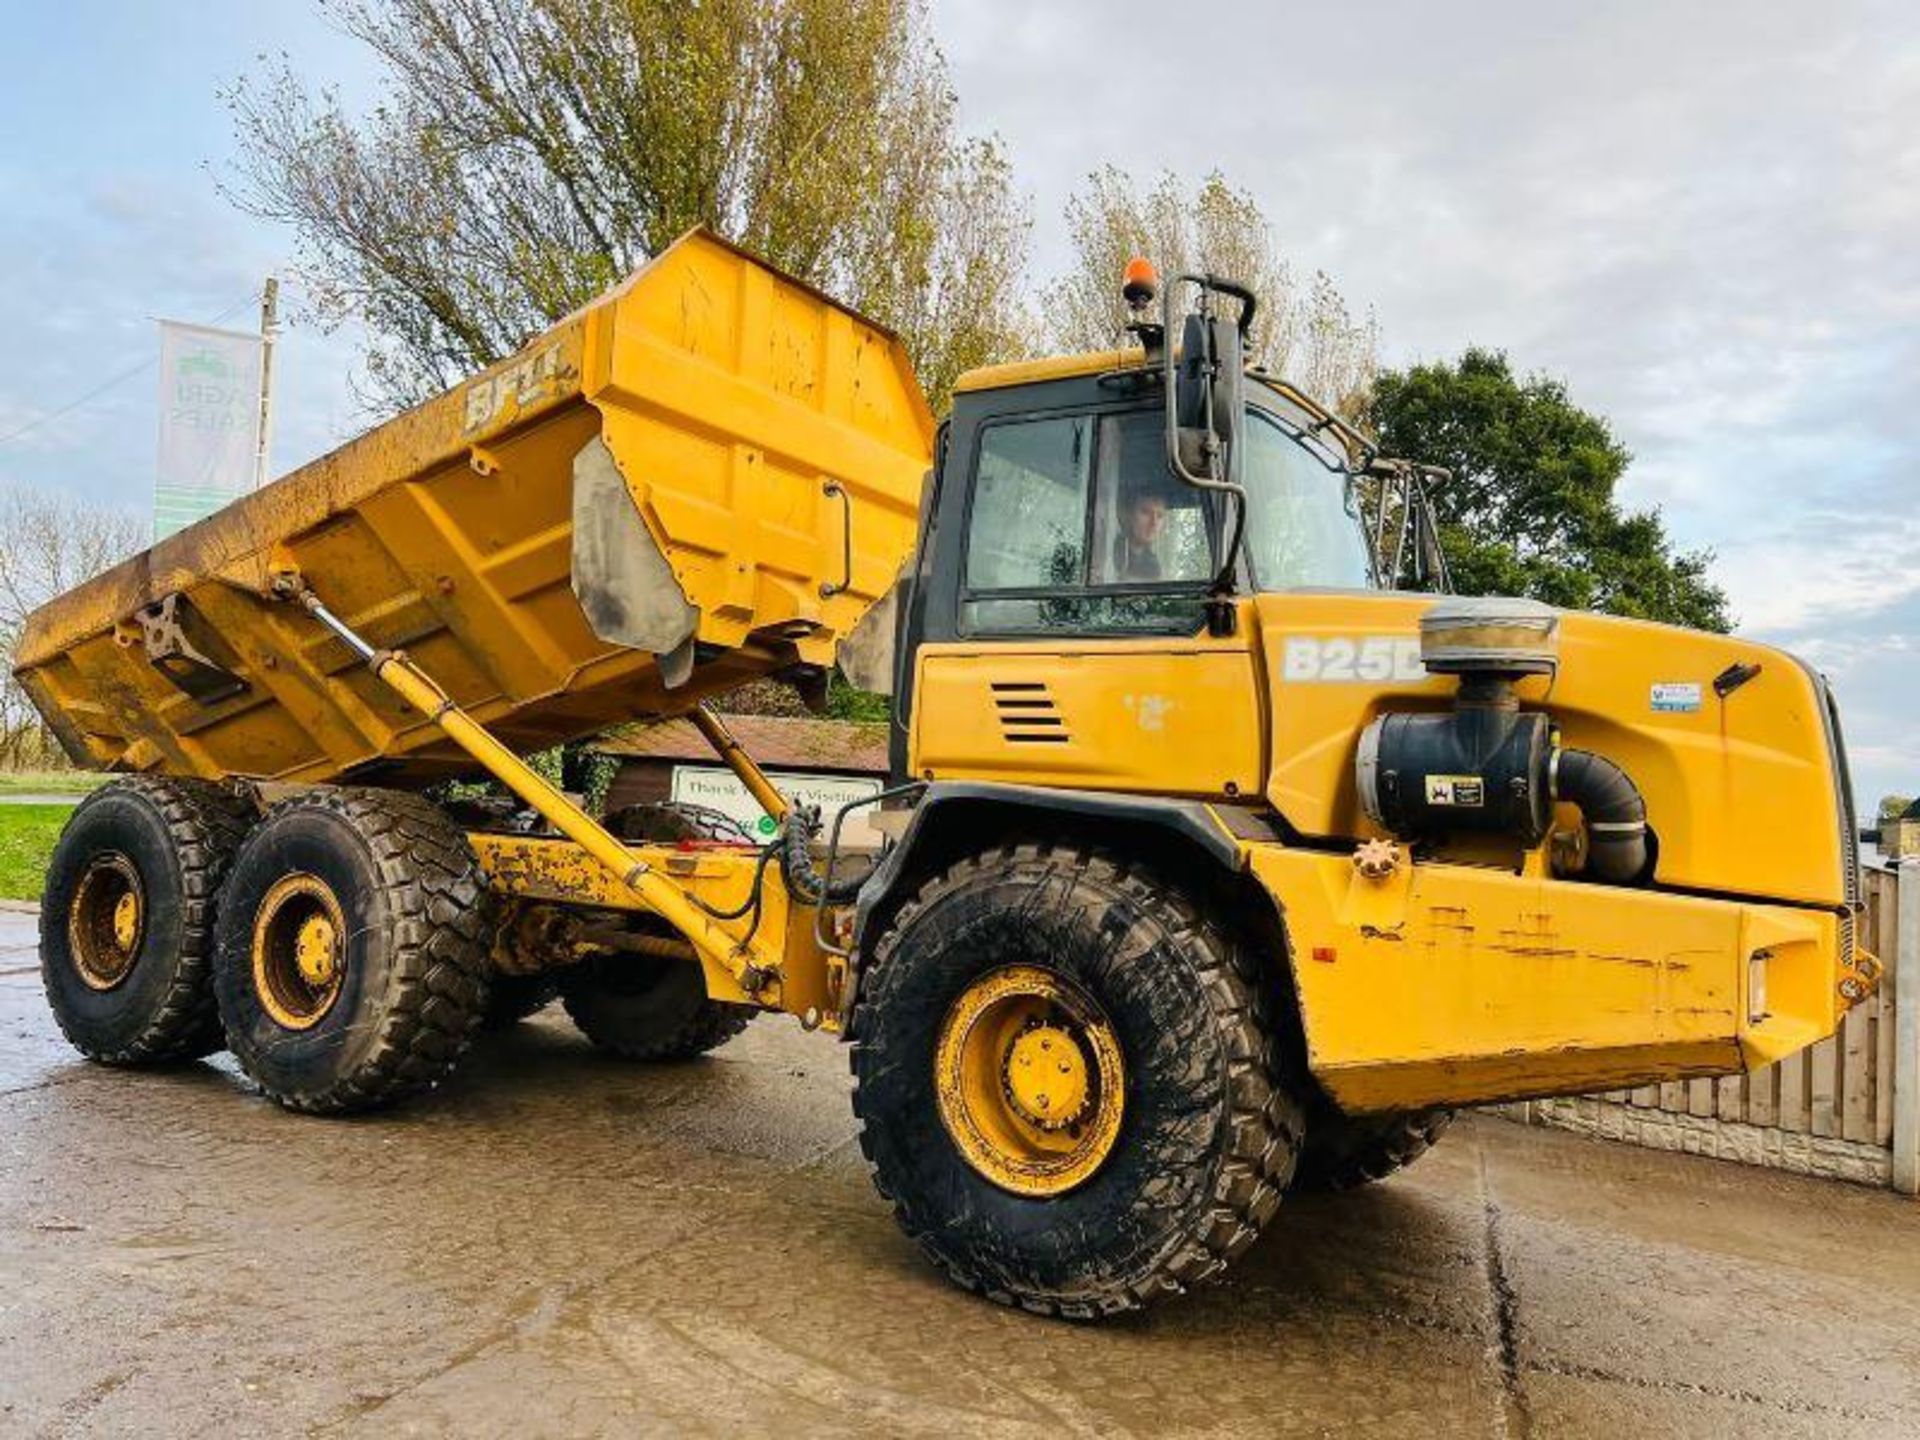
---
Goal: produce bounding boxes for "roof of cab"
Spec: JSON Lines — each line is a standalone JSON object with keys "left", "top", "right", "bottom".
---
{"left": 950, "top": 348, "right": 1146, "bottom": 394}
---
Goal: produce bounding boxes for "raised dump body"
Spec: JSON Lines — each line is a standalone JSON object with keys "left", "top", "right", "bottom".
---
{"left": 14, "top": 229, "right": 932, "bottom": 787}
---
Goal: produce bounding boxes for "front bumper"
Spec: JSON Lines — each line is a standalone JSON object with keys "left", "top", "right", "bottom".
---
{"left": 1246, "top": 845, "right": 1863, "bottom": 1113}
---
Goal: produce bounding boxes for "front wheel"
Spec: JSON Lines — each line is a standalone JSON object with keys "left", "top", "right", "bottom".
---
{"left": 850, "top": 843, "right": 1301, "bottom": 1318}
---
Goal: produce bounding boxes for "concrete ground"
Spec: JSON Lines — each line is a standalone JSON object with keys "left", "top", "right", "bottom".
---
{"left": 5, "top": 904, "right": 1920, "bottom": 1439}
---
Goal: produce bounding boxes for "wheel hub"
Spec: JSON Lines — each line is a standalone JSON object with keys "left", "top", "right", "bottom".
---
{"left": 934, "top": 964, "right": 1126, "bottom": 1199}
{"left": 293, "top": 913, "right": 339, "bottom": 987}
{"left": 111, "top": 892, "right": 141, "bottom": 952}
{"left": 252, "top": 873, "right": 347, "bottom": 1031}
{"left": 1003, "top": 1023, "right": 1091, "bottom": 1131}
{"left": 68, "top": 853, "right": 145, "bottom": 992}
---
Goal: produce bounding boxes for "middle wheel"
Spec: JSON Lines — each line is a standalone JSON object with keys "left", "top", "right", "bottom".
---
{"left": 851, "top": 842, "right": 1302, "bottom": 1317}
{"left": 212, "top": 788, "right": 493, "bottom": 1113}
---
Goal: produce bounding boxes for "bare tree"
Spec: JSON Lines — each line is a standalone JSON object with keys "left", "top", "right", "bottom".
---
{"left": 0, "top": 487, "right": 142, "bottom": 767}
{"left": 224, "top": 0, "right": 1033, "bottom": 411}
{"left": 1045, "top": 168, "right": 1379, "bottom": 412}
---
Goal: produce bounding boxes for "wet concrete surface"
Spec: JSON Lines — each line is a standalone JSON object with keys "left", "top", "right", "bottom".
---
{"left": 4, "top": 903, "right": 1920, "bottom": 1438}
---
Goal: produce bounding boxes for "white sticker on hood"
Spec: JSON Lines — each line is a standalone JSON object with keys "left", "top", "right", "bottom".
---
{"left": 1651, "top": 682, "right": 1702, "bottom": 713}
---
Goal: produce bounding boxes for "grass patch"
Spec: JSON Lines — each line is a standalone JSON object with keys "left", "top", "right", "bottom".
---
{"left": 0, "top": 804, "right": 71, "bottom": 901}
{"left": 0, "top": 770, "right": 107, "bottom": 796}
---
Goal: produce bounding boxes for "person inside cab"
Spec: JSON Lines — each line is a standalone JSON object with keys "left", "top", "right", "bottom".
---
{"left": 1112, "top": 483, "right": 1170, "bottom": 581}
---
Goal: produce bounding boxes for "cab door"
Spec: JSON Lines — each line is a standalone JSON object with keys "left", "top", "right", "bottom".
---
{"left": 904, "top": 390, "right": 1265, "bottom": 800}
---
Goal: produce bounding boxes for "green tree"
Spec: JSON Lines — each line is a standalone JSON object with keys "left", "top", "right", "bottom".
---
{"left": 225, "top": 0, "right": 1030, "bottom": 411}
{"left": 1046, "top": 168, "right": 1379, "bottom": 411}
{"left": 1364, "top": 349, "right": 1731, "bottom": 630}
{"left": 1881, "top": 795, "right": 1915, "bottom": 823}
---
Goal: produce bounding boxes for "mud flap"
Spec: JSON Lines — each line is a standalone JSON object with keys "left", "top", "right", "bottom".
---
{"left": 835, "top": 562, "right": 904, "bottom": 696}
{"left": 570, "top": 436, "right": 699, "bottom": 686}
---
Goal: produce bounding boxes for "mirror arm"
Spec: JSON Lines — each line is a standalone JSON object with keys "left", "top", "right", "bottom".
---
{"left": 1161, "top": 272, "right": 1252, "bottom": 606}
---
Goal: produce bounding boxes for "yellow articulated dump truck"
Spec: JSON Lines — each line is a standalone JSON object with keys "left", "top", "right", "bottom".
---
{"left": 17, "top": 230, "right": 1876, "bottom": 1316}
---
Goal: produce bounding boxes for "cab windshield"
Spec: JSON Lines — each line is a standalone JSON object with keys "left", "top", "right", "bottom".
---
{"left": 1239, "top": 407, "right": 1374, "bottom": 590}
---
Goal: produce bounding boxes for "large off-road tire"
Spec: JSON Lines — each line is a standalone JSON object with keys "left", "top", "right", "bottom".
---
{"left": 559, "top": 949, "right": 755, "bottom": 1060}
{"left": 849, "top": 843, "right": 1302, "bottom": 1318}
{"left": 211, "top": 788, "right": 492, "bottom": 1113}
{"left": 607, "top": 801, "right": 754, "bottom": 845}
{"left": 480, "top": 972, "right": 558, "bottom": 1030}
{"left": 1292, "top": 1106, "right": 1455, "bottom": 1191}
{"left": 40, "top": 776, "right": 256, "bottom": 1065}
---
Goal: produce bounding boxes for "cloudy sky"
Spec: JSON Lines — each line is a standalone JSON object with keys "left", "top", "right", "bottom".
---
{"left": 1, "top": 1, "right": 1914, "bottom": 807}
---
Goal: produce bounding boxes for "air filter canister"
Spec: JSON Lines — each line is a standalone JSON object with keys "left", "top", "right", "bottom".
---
{"left": 1419, "top": 596, "right": 1560, "bottom": 678}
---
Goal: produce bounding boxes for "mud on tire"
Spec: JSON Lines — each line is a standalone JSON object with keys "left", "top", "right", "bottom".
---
{"left": 1292, "top": 1105, "right": 1454, "bottom": 1191}
{"left": 40, "top": 776, "right": 255, "bottom": 1065}
{"left": 212, "top": 788, "right": 493, "bottom": 1113}
{"left": 849, "top": 842, "right": 1303, "bottom": 1318}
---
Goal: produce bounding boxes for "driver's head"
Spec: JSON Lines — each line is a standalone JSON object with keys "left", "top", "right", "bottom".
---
{"left": 1124, "top": 489, "right": 1168, "bottom": 547}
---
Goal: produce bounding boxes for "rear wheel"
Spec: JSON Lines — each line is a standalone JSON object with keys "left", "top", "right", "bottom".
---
{"left": 850, "top": 843, "right": 1302, "bottom": 1317}
{"left": 1293, "top": 1106, "right": 1455, "bottom": 1191}
{"left": 212, "top": 788, "right": 492, "bottom": 1113}
{"left": 606, "top": 801, "right": 754, "bottom": 845}
{"left": 480, "top": 972, "right": 558, "bottom": 1030}
{"left": 559, "top": 948, "right": 754, "bottom": 1060}
{"left": 40, "top": 776, "right": 254, "bottom": 1064}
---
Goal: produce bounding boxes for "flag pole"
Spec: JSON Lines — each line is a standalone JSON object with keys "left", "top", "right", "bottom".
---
{"left": 255, "top": 276, "right": 279, "bottom": 489}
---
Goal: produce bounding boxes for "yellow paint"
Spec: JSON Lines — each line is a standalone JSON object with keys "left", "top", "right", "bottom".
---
{"left": 68, "top": 853, "right": 144, "bottom": 992}
{"left": 250, "top": 872, "right": 347, "bottom": 1031}
{"left": 1245, "top": 844, "right": 1842, "bottom": 1111}
{"left": 110, "top": 890, "right": 140, "bottom": 954}
{"left": 1252, "top": 592, "right": 1849, "bottom": 908}
{"left": 15, "top": 229, "right": 932, "bottom": 788}
{"left": 465, "top": 832, "right": 839, "bottom": 1021}
{"left": 933, "top": 964, "right": 1126, "bottom": 1197}
{"left": 15, "top": 221, "right": 1864, "bottom": 1119}
{"left": 293, "top": 912, "right": 339, "bottom": 988}
{"left": 952, "top": 349, "right": 1144, "bottom": 393}
{"left": 910, "top": 629, "right": 1266, "bottom": 796}
{"left": 688, "top": 706, "right": 790, "bottom": 822}
{"left": 353, "top": 636, "right": 789, "bottom": 999}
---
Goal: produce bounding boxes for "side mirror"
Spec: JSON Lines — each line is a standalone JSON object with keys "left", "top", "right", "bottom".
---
{"left": 1173, "top": 310, "right": 1245, "bottom": 475}
{"left": 1162, "top": 274, "right": 1258, "bottom": 615}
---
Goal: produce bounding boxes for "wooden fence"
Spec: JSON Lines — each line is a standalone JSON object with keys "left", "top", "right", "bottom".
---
{"left": 1511, "top": 859, "right": 1920, "bottom": 1192}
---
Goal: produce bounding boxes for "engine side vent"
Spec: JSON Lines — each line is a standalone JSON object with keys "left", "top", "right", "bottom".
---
{"left": 992, "top": 681, "right": 1068, "bottom": 745}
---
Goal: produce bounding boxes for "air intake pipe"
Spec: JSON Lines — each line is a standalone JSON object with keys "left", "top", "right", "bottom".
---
{"left": 1353, "top": 597, "right": 1656, "bottom": 886}
{"left": 1552, "top": 748, "right": 1649, "bottom": 883}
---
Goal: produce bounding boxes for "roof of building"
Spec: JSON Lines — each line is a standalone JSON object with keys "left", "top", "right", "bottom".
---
{"left": 593, "top": 713, "right": 890, "bottom": 775}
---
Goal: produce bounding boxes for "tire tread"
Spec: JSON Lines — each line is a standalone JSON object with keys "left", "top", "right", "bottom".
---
{"left": 41, "top": 775, "right": 254, "bottom": 1065}
{"left": 217, "top": 787, "right": 492, "bottom": 1113}
{"left": 849, "top": 840, "right": 1303, "bottom": 1318}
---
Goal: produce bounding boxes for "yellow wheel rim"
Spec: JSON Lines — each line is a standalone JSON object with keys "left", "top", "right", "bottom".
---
{"left": 252, "top": 873, "right": 347, "bottom": 1031}
{"left": 68, "top": 854, "right": 145, "bottom": 992}
{"left": 934, "top": 965, "right": 1126, "bottom": 1198}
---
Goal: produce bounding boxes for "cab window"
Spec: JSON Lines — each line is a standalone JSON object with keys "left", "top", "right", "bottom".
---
{"left": 961, "top": 408, "right": 1211, "bottom": 635}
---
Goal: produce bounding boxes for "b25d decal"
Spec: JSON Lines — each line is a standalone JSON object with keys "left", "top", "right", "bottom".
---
{"left": 1280, "top": 636, "right": 1428, "bottom": 684}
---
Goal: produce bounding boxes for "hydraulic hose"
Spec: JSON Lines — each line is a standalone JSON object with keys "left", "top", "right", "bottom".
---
{"left": 1554, "top": 748, "right": 1650, "bottom": 884}
{"left": 779, "top": 806, "right": 871, "bottom": 906}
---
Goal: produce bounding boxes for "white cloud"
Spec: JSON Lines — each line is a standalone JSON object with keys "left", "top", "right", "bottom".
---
{"left": 932, "top": 0, "right": 1920, "bottom": 801}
